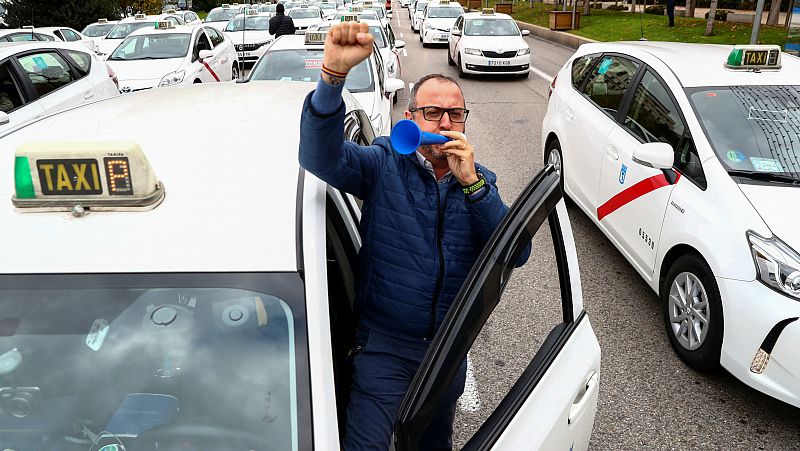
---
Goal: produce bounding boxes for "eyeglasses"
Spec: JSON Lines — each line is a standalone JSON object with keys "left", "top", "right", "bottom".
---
{"left": 409, "top": 106, "right": 470, "bottom": 123}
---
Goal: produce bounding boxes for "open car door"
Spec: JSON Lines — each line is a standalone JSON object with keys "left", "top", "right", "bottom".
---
{"left": 393, "top": 166, "right": 601, "bottom": 451}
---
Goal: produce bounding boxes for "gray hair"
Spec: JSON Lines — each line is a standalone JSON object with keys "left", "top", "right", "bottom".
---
{"left": 407, "top": 73, "right": 465, "bottom": 111}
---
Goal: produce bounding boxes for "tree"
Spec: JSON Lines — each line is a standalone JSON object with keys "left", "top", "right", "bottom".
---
{"left": 766, "top": 0, "right": 781, "bottom": 25}
{"left": 584, "top": 0, "right": 591, "bottom": 17}
{"left": 4, "top": 0, "right": 120, "bottom": 30}
{"left": 705, "top": 0, "right": 718, "bottom": 35}
{"left": 117, "top": 0, "right": 163, "bottom": 15}
{"left": 686, "top": 0, "right": 696, "bottom": 18}
{"left": 193, "top": 0, "right": 220, "bottom": 12}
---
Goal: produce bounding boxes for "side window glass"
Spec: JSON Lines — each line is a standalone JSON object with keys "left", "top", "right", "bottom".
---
{"left": 675, "top": 134, "right": 706, "bottom": 188}
{"left": 580, "top": 55, "right": 639, "bottom": 118}
{"left": 35, "top": 33, "right": 56, "bottom": 41}
{"left": 65, "top": 50, "right": 91, "bottom": 75}
{"left": 62, "top": 29, "right": 80, "bottom": 41}
{"left": 571, "top": 54, "right": 599, "bottom": 90}
{"left": 54, "top": 30, "right": 65, "bottom": 40}
{"left": 0, "top": 62, "right": 26, "bottom": 113}
{"left": 16, "top": 52, "right": 77, "bottom": 98}
{"left": 623, "top": 70, "right": 685, "bottom": 148}
{"left": 210, "top": 28, "right": 225, "bottom": 47}
{"left": 9, "top": 33, "right": 36, "bottom": 42}
{"left": 194, "top": 32, "right": 212, "bottom": 60}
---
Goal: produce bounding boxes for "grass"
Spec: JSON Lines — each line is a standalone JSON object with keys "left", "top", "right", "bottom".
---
{"left": 478, "top": 1, "right": 787, "bottom": 46}
{"left": 198, "top": 11, "right": 209, "bottom": 20}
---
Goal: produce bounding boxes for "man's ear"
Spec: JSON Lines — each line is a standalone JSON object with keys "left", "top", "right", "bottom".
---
{"left": 404, "top": 110, "right": 412, "bottom": 120}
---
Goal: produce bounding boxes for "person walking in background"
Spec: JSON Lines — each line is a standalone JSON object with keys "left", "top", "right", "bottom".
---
{"left": 269, "top": 4, "right": 296, "bottom": 38}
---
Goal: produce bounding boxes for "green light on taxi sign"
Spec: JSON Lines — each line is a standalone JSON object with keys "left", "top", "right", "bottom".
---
{"left": 14, "top": 156, "right": 35, "bottom": 199}
{"left": 726, "top": 48, "right": 743, "bottom": 67}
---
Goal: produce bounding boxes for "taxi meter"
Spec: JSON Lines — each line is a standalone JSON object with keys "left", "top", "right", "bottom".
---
{"left": 13, "top": 142, "right": 165, "bottom": 212}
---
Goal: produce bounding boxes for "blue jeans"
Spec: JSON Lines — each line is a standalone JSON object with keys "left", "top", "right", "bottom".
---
{"left": 343, "top": 327, "right": 467, "bottom": 451}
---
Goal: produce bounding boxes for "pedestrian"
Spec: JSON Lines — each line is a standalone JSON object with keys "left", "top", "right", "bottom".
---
{"left": 667, "top": 0, "right": 676, "bottom": 27}
{"left": 298, "top": 21, "right": 531, "bottom": 451}
{"left": 269, "top": 3, "right": 296, "bottom": 38}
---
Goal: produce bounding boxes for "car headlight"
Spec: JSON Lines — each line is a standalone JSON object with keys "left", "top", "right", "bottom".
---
{"left": 464, "top": 48, "right": 482, "bottom": 56}
{"left": 748, "top": 232, "right": 800, "bottom": 300}
{"left": 159, "top": 69, "right": 186, "bottom": 87}
{"left": 517, "top": 48, "right": 531, "bottom": 56}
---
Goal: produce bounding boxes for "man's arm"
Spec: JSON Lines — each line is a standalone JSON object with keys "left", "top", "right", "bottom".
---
{"left": 269, "top": 17, "right": 277, "bottom": 36}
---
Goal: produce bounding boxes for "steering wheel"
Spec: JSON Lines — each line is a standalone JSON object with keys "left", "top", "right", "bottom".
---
{"left": 129, "top": 424, "right": 277, "bottom": 451}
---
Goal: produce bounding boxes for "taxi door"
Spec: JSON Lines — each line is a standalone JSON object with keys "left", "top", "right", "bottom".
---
{"left": 393, "top": 167, "right": 601, "bottom": 451}
{"left": 0, "top": 59, "right": 45, "bottom": 135}
{"left": 12, "top": 49, "right": 96, "bottom": 117}
{"left": 596, "top": 68, "right": 684, "bottom": 276}
{"left": 193, "top": 29, "right": 218, "bottom": 82}
{"left": 448, "top": 16, "right": 463, "bottom": 60}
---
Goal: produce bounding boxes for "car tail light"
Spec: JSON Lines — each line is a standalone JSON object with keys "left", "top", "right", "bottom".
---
{"left": 106, "top": 64, "right": 118, "bottom": 89}
{"left": 548, "top": 74, "right": 557, "bottom": 98}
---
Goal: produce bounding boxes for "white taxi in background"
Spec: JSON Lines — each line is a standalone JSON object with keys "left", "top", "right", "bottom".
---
{"left": 543, "top": 42, "right": 800, "bottom": 408}
{"left": 163, "top": 8, "right": 203, "bottom": 25}
{"left": 410, "top": 0, "right": 429, "bottom": 32}
{"left": 249, "top": 31, "right": 403, "bottom": 136}
{"left": 288, "top": 6, "right": 325, "bottom": 34}
{"left": 204, "top": 4, "right": 242, "bottom": 31}
{"left": 224, "top": 11, "right": 274, "bottom": 67}
{"left": 1, "top": 79, "right": 599, "bottom": 451}
{"left": 447, "top": 8, "right": 530, "bottom": 78}
{"left": 34, "top": 26, "right": 95, "bottom": 51}
{"left": 420, "top": 0, "right": 463, "bottom": 47}
{"left": 97, "top": 13, "right": 184, "bottom": 57}
{"left": 0, "top": 41, "right": 118, "bottom": 137}
{"left": 106, "top": 22, "right": 238, "bottom": 93}
{"left": 81, "top": 19, "right": 118, "bottom": 51}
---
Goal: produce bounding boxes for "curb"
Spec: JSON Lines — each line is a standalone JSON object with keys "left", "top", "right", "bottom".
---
{"left": 515, "top": 20, "right": 598, "bottom": 49}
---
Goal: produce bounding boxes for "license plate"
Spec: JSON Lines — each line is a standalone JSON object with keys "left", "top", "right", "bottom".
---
{"left": 238, "top": 51, "right": 251, "bottom": 58}
{"left": 743, "top": 50, "right": 768, "bottom": 65}
{"left": 36, "top": 158, "right": 103, "bottom": 195}
{"left": 437, "top": 34, "right": 448, "bottom": 40}
{"left": 488, "top": 60, "right": 511, "bottom": 66}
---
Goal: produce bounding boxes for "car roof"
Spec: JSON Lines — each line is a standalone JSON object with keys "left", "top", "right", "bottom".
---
{"left": 128, "top": 24, "right": 199, "bottom": 37}
{"left": 462, "top": 11, "right": 513, "bottom": 19}
{"left": 268, "top": 34, "right": 324, "bottom": 50}
{"left": 577, "top": 41, "right": 800, "bottom": 88}
{"left": 0, "top": 81, "right": 362, "bottom": 274}
{"left": 0, "top": 40, "right": 95, "bottom": 57}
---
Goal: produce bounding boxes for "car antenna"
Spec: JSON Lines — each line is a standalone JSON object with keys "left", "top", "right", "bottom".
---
{"left": 638, "top": 8, "right": 647, "bottom": 41}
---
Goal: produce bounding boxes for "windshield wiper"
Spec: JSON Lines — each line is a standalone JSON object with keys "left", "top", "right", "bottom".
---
{"left": 727, "top": 169, "right": 800, "bottom": 185}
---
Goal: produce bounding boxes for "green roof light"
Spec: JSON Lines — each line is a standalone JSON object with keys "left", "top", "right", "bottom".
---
{"left": 14, "top": 156, "right": 35, "bottom": 199}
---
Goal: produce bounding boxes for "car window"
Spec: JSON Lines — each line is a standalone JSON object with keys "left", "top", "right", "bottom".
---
{"left": 622, "top": 70, "right": 685, "bottom": 148}
{"left": 61, "top": 29, "right": 81, "bottom": 41}
{"left": 65, "top": 50, "right": 92, "bottom": 75}
{"left": 368, "top": 26, "right": 386, "bottom": 48}
{"left": 250, "top": 49, "right": 375, "bottom": 93}
{"left": 193, "top": 31, "right": 212, "bottom": 61}
{"left": 580, "top": 55, "right": 639, "bottom": 118}
{"left": 8, "top": 32, "right": 37, "bottom": 42}
{"left": 0, "top": 61, "right": 26, "bottom": 113}
{"left": 464, "top": 18, "right": 520, "bottom": 36}
{"left": 53, "top": 30, "right": 65, "bottom": 41}
{"left": 35, "top": 33, "right": 56, "bottom": 41}
{"left": 206, "top": 27, "right": 225, "bottom": 47}
{"left": 16, "top": 51, "right": 77, "bottom": 98}
{"left": 82, "top": 23, "right": 115, "bottom": 37}
{"left": 571, "top": 53, "right": 599, "bottom": 90}
{"left": 110, "top": 34, "right": 191, "bottom": 61}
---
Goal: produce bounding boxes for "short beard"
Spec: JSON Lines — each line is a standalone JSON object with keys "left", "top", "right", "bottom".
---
{"left": 419, "top": 144, "right": 447, "bottom": 160}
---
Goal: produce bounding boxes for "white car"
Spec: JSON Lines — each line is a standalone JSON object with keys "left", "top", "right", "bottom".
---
{"left": 97, "top": 13, "right": 184, "bottom": 57}
{"left": 447, "top": 9, "right": 531, "bottom": 78}
{"left": 204, "top": 5, "right": 242, "bottom": 31}
{"left": 248, "top": 32, "right": 403, "bottom": 136}
{"left": 288, "top": 6, "right": 325, "bottom": 34}
{"left": 34, "top": 26, "right": 95, "bottom": 51}
{"left": 543, "top": 42, "right": 800, "bottom": 408}
{"left": 0, "top": 28, "right": 57, "bottom": 42}
{"left": 0, "top": 41, "right": 118, "bottom": 137}
{"left": 163, "top": 8, "right": 203, "bottom": 25}
{"left": 420, "top": 1, "right": 463, "bottom": 47}
{"left": 106, "top": 22, "right": 239, "bottom": 93}
{"left": 361, "top": 4, "right": 390, "bottom": 33}
{"left": 258, "top": 3, "right": 279, "bottom": 13}
{"left": 1, "top": 80, "right": 599, "bottom": 451}
{"left": 410, "top": 0, "right": 428, "bottom": 32}
{"left": 224, "top": 12, "right": 274, "bottom": 67}
{"left": 400, "top": 0, "right": 411, "bottom": 8}
{"left": 318, "top": 2, "right": 339, "bottom": 19}
{"left": 81, "top": 19, "right": 119, "bottom": 51}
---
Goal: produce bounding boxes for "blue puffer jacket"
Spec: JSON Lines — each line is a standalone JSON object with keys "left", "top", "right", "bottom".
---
{"left": 300, "top": 92, "right": 518, "bottom": 340}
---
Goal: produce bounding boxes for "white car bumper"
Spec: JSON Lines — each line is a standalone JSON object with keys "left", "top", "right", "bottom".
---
{"left": 460, "top": 52, "right": 530, "bottom": 75}
{"left": 718, "top": 277, "right": 800, "bottom": 408}
{"left": 234, "top": 44, "right": 270, "bottom": 65}
{"left": 422, "top": 28, "right": 449, "bottom": 44}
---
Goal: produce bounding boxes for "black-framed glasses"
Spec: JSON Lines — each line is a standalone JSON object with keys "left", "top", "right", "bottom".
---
{"left": 409, "top": 106, "right": 470, "bottom": 123}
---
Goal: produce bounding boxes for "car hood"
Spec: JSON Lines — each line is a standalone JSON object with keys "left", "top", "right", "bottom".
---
{"left": 106, "top": 58, "right": 185, "bottom": 83}
{"left": 293, "top": 18, "right": 324, "bottom": 27}
{"left": 425, "top": 18, "right": 457, "bottom": 30}
{"left": 97, "top": 38, "right": 125, "bottom": 57}
{"left": 739, "top": 183, "right": 800, "bottom": 251}
{"left": 463, "top": 35, "right": 527, "bottom": 52}
{"left": 224, "top": 30, "right": 274, "bottom": 44}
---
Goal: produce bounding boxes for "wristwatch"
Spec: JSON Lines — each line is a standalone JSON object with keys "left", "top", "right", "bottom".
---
{"left": 462, "top": 173, "right": 486, "bottom": 195}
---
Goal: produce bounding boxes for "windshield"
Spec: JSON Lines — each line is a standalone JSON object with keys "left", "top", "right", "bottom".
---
{"left": 226, "top": 16, "right": 271, "bottom": 31}
{"left": 415, "top": 2, "right": 428, "bottom": 11}
{"left": 109, "top": 33, "right": 190, "bottom": 60}
{"left": 250, "top": 49, "right": 374, "bottom": 93}
{"left": 206, "top": 8, "right": 239, "bottom": 22}
{"left": 289, "top": 8, "right": 321, "bottom": 18}
{"left": 426, "top": 6, "right": 461, "bottom": 18}
{"left": 82, "top": 23, "right": 115, "bottom": 37}
{"left": 320, "top": 3, "right": 336, "bottom": 9}
{"left": 106, "top": 21, "right": 157, "bottom": 39}
{"left": 0, "top": 272, "right": 307, "bottom": 451}
{"left": 259, "top": 4, "right": 277, "bottom": 12}
{"left": 368, "top": 25, "right": 386, "bottom": 47}
{"left": 689, "top": 85, "right": 800, "bottom": 180}
{"left": 464, "top": 18, "right": 519, "bottom": 36}
{"left": 335, "top": 11, "right": 378, "bottom": 20}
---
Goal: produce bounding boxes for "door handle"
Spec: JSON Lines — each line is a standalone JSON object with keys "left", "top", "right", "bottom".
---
{"left": 568, "top": 371, "right": 598, "bottom": 425}
{"left": 84, "top": 91, "right": 95, "bottom": 100}
{"left": 564, "top": 108, "right": 574, "bottom": 120}
{"left": 605, "top": 145, "right": 619, "bottom": 160}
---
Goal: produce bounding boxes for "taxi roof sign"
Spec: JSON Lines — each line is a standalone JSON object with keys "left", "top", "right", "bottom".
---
{"left": 305, "top": 30, "right": 327, "bottom": 44}
{"left": 725, "top": 45, "right": 782, "bottom": 70}
{"left": 13, "top": 142, "right": 165, "bottom": 213}
{"left": 245, "top": 7, "right": 258, "bottom": 14}
{"left": 98, "top": 18, "right": 108, "bottom": 23}
{"left": 349, "top": 5, "right": 363, "bottom": 12}
{"left": 134, "top": 13, "right": 147, "bottom": 20}
{"left": 481, "top": 7, "right": 495, "bottom": 14}
{"left": 340, "top": 13, "right": 359, "bottom": 21}
{"left": 155, "top": 21, "right": 175, "bottom": 29}
{"left": 22, "top": 25, "right": 34, "bottom": 29}
{"left": 222, "top": 3, "right": 231, "bottom": 8}
{"left": 165, "top": 8, "right": 177, "bottom": 13}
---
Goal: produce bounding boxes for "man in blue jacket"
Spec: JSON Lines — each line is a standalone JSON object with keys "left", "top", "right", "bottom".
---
{"left": 299, "top": 21, "right": 528, "bottom": 451}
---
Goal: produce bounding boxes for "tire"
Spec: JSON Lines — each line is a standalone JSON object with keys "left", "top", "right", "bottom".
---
{"left": 520, "top": 71, "right": 529, "bottom": 79}
{"left": 457, "top": 55, "right": 466, "bottom": 79}
{"left": 232, "top": 63, "right": 239, "bottom": 80}
{"left": 661, "top": 254, "right": 723, "bottom": 372}
{"left": 447, "top": 49, "right": 455, "bottom": 66}
{"left": 419, "top": 34, "right": 423, "bottom": 43}
{"left": 393, "top": 92, "right": 398, "bottom": 104}
{"left": 544, "top": 139, "right": 564, "bottom": 194}
{"left": 193, "top": 79, "right": 201, "bottom": 84}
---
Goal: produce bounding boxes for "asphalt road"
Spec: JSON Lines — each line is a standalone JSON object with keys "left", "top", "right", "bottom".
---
{"left": 386, "top": 5, "right": 800, "bottom": 450}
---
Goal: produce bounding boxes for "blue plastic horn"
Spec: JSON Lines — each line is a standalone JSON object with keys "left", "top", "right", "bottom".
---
{"left": 390, "top": 119, "right": 450, "bottom": 155}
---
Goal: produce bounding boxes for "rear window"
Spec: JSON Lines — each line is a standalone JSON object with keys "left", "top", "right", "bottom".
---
{"left": 250, "top": 48, "right": 375, "bottom": 93}
{"left": 571, "top": 54, "right": 599, "bottom": 90}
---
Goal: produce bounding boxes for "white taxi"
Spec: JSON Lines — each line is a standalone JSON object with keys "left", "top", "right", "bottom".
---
{"left": 81, "top": 19, "right": 119, "bottom": 51}
{"left": 97, "top": 13, "right": 184, "bottom": 57}
{"left": 224, "top": 11, "right": 275, "bottom": 67}
{"left": 1, "top": 79, "right": 599, "bottom": 451}
{"left": 319, "top": 2, "right": 339, "bottom": 19}
{"left": 410, "top": 0, "right": 429, "bottom": 32}
{"left": 359, "top": 2, "right": 390, "bottom": 33}
{"left": 0, "top": 41, "right": 118, "bottom": 137}
{"left": 249, "top": 31, "right": 403, "bottom": 136}
{"left": 420, "top": 0, "right": 463, "bottom": 47}
{"left": 34, "top": 26, "right": 95, "bottom": 51}
{"left": 204, "top": 4, "right": 243, "bottom": 31}
{"left": 288, "top": 6, "right": 325, "bottom": 34}
{"left": 106, "top": 22, "right": 238, "bottom": 93}
{"left": 447, "top": 9, "right": 531, "bottom": 78}
{"left": 163, "top": 8, "right": 203, "bottom": 25}
{"left": 543, "top": 42, "right": 800, "bottom": 408}
{"left": 0, "top": 28, "right": 57, "bottom": 42}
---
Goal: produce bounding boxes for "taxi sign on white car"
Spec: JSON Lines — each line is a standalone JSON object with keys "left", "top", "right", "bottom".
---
{"left": 724, "top": 44, "right": 781, "bottom": 70}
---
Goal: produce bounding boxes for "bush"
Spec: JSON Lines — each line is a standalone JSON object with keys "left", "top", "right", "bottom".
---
{"left": 645, "top": 5, "right": 665, "bottom": 14}
{"left": 704, "top": 8, "right": 730, "bottom": 20}
{"left": 606, "top": 4, "right": 629, "bottom": 10}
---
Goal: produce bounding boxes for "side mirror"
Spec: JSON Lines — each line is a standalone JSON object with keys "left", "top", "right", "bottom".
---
{"left": 451, "top": 29, "right": 461, "bottom": 36}
{"left": 0, "top": 111, "right": 8, "bottom": 126}
{"left": 633, "top": 142, "right": 674, "bottom": 169}
{"left": 385, "top": 77, "right": 405, "bottom": 93}
{"left": 521, "top": 29, "right": 530, "bottom": 36}
{"left": 198, "top": 49, "right": 214, "bottom": 60}
{"left": 394, "top": 39, "right": 405, "bottom": 49}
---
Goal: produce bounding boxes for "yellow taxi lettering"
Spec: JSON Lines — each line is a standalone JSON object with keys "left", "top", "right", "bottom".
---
{"left": 56, "top": 164, "right": 73, "bottom": 191}
{"left": 91, "top": 163, "right": 100, "bottom": 191}
{"left": 72, "top": 163, "right": 91, "bottom": 190}
{"left": 39, "top": 163, "right": 55, "bottom": 191}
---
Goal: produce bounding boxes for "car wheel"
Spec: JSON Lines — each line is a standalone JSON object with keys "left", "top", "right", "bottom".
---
{"left": 457, "top": 55, "right": 466, "bottom": 79}
{"left": 193, "top": 79, "right": 201, "bottom": 84}
{"left": 447, "top": 49, "right": 455, "bottom": 66}
{"left": 232, "top": 63, "right": 239, "bottom": 80}
{"left": 544, "top": 139, "right": 564, "bottom": 193}
{"left": 520, "top": 71, "right": 529, "bottom": 79}
{"left": 662, "top": 254, "right": 723, "bottom": 372}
